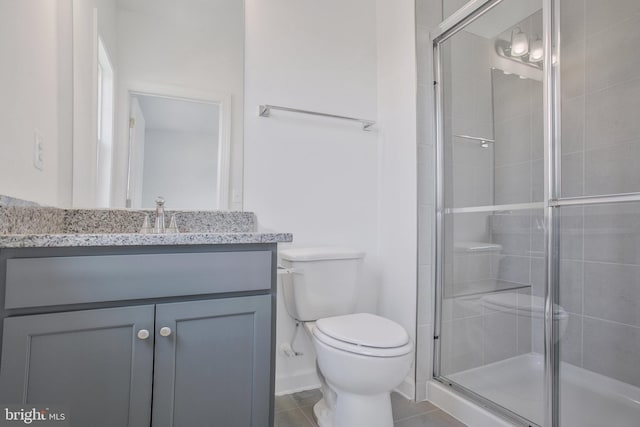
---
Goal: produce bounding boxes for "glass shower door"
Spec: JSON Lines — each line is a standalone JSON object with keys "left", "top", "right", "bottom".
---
{"left": 435, "top": 0, "right": 546, "bottom": 425}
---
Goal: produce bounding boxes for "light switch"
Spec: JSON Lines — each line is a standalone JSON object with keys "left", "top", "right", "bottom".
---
{"left": 33, "top": 129, "right": 44, "bottom": 171}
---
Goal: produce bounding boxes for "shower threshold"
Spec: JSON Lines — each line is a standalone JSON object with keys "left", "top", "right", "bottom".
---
{"left": 444, "top": 353, "right": 640, "bottom": 427}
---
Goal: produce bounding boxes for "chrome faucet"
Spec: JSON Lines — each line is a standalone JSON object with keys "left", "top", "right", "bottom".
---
{"left": 154, "top": 196, "right": 165, "bottom": 234}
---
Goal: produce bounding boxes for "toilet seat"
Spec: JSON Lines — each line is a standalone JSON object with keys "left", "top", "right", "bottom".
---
{"left": 313, "top": 313, "right": 412, "bottom": 358}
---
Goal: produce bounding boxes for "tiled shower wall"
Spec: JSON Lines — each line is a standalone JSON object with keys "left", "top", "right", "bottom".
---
{"left": 554, "top": 0, "right": 640, "bottom": 388}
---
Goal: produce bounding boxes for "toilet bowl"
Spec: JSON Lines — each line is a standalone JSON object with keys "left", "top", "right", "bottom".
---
{"left": 280, "top": 248, "right": 413, "bottom": 427}
{"left": 300, "top": 315, "right": 412, "bottom": 427}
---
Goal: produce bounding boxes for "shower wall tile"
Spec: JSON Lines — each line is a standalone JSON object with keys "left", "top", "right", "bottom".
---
{"left": 584, "top": 262, "right": 640, "bottom": 327}
{"left": 530, "top": 257, "right": 545, "bottom": 298}
{"left": 559, "top": 260, "right": 583, "bottom": 315}
{"left": 516, "top": 288, "right": 533, "bottom": 356}
{"left": 495, "top": 163, "right": 531, "bottom": 205}
{"left": 483, "top": 310, "right": 518, "bottom": 364}
{"left": 416, "top": 323, "right": 433, "bottom": 382}
{"left": 585, "top": 142, "right": 640, "bottom": 195}
{"left": 494, "top": 114, "right": 532, "bottom": 167}
{"left": 531, "top": 318, "right": 544, "bottom": 355}
{"left": 440, "top": 317, "right": 485, "bottom": 374}
{"left": 530, "top": 158, "right": 544, "bottom": 202}
{"left": 560, "top": 206, "right": 583, "bottom": 261}
{"left": 584, "top": 15, "right": 640, "bottom": 94}
{"left": 418, "top": 265, "right": 433, "bottom": 326}
{"left": 560, "top": 0, "right": 585, "bottom": 48}
{"left": 583, "top": 203, "right": 640, "bottom": 264}
{"left": 560, "top": 39, "right": 586, "bottom": 100}
{"left": 584, "top": 0, "right": 640, "bottom": 36}
{"left": 496, "top": 255, "right": 530, "bottom": 285}
{"left": 530, "top": 212, "right": 545, "bottom": 255}
{"left": 418, "top": 146, "right": 435, "bottom": 206}
{"left": 493, "top": 74, "right": 534, "bottom": 121}
{"left": 561, "top": 314, "right": 583, "bottom": 366}
{"left": 530, "top": 110, "right": 544, "bottom": 161}
{"left": 419, "top": 205, "right": 433, "bottom": 266}
{"left": 442, "top": 296, "right": 483, "bottom": 321}
{"left": 417, "top": 83, "right": 432, "bottom": 146}
{"left": 492, "top": 231, "right": 531, "bottom": 256}
{"left": 561, "top": 95, "right": 584, "bottom": 154}
{"left": 584, "top": 78, "right": 640, "bottom": 149}
{"left": 560, "top": 152, "right": 584, "bottom": 197}
{"left": 583, "top": 318, "right": 640, "bottom": 387}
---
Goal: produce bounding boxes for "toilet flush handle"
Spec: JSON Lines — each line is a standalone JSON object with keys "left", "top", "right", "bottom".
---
{"left": 159, "top": 327, "right": 172, "bottom": 337}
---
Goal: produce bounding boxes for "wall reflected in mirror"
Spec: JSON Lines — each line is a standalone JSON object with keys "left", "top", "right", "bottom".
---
{"left": 0, "top": 0, "right": 244, "bottom": 210}
{"left": 128, "top": 94, "right": 224, "bottom": 210}
{"left": 74, "top": 0, "right": 244, "bottom": 210}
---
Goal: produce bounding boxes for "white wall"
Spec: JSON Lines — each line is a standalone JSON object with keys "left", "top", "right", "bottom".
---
{"left": 141, "top": 129, "right": 219, "bottom": 209}
{"left": 112, "top": 1, "right": 244, "bottom": 208}
{"left": 72, "top": 0, "right": 118, "bottom": 207}
{"left": 376, "top": 0, "right": 419, "bottom": 398}
{"left": 0, "top": 0, "right": 72, "bottom": 207}
{"left": 244, "top": 0, "right": 380, "bottom": 394}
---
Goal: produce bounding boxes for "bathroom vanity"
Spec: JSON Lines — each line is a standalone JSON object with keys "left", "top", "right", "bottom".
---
{"left": 0, "top": 202, "right": 292, "bottom": 427}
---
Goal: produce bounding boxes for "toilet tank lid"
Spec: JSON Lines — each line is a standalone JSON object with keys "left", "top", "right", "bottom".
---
{"left": 279, "top": 247, "right": 365, "bottom": 262}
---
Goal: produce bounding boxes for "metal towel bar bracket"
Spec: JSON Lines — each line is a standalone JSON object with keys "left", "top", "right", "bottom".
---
{"left": 259, "top": 104, "right": 375, "bottom": 131}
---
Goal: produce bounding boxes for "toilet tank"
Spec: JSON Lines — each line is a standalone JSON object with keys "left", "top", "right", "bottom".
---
{"left": 279, "top": 247, "right": 365, "bottom": 321}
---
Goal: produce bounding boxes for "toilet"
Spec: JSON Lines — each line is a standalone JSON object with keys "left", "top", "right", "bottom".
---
{"left": 279, "top": 247, "right": 413, "bottom": 427}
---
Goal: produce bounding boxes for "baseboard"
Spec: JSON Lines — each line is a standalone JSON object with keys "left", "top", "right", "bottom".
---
{"left": 394, "top": 375, "right": 415, "bottom": 400}
{"left": 427, "top": 380, "right": 515, "bottom": 427}
{"left": 275, "top": 371, "right": 320, "bottom": 396}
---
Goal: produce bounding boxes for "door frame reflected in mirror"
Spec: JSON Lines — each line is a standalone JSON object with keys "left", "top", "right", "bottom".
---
{"left": 122, "top": 83, "right": 231, "bottom": 210}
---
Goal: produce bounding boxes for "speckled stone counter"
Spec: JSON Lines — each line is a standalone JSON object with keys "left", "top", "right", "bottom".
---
{"left": 0, "top": 195, "right": 292, "bottom": 248}
{"left": 0, "top": 231, "right": 293, "bottom": 248}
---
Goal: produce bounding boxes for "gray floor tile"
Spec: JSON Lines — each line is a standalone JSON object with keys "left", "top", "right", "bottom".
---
{"left": 274, "top": 408, "right": 315, "bottom": 427}
{"left": 290, "top": 388, "right": 323, "bottom": 408}
{"left": 275, "top": 394, "right": 298, "bottom": 413}
{"left": 394, "top": 409, "right": 467, "bottom": 427}
{"left": 391, "top": 392, "right": 439, "bottom": 421}
{"left": 299, "top": 404, "right": 319, "bottom": 427}
{"left": 275, "top": 389, "right": 466, "bottom": 427}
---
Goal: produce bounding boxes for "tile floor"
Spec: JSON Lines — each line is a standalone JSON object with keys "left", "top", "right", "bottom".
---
{"left": 274, "top": 389, "right": 467, "bottom": 427}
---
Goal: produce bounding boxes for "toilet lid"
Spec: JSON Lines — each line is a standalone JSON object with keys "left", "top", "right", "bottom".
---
{"left": 315, "top": 313, "right": 410, "bottom": 349}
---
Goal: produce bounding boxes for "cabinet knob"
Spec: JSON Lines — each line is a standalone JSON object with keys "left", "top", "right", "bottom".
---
{"left": 137, "top": 329, "right": 150, "bottom": 340}
{"left": 159, "top": 326, "right": 172, "bottom": 337}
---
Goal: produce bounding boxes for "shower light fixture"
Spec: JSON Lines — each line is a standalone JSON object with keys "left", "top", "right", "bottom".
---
{"left": 510, "top": 28, "right": 529, "bottom": 57}
{"left": 529, "top": 37, "right": 544, "bottom": 62}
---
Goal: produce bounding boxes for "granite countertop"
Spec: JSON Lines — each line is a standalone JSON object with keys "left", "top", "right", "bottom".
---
{"left": 0, "top": 231, "right": 293, "bottom": 248}
{"left": 0, "top": 195, "right": 292, "bottom": 248}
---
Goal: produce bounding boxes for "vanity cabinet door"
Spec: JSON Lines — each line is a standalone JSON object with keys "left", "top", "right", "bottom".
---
{"left": 152, "top": 295, "right": 273, "bottom": 427}
{"left": 0, "top": 305, "right": 155, "bottom": 427}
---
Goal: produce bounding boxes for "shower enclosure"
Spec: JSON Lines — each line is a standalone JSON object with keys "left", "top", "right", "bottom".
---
{"left": 428, "top": 0, "right": 640, "bottom": 425}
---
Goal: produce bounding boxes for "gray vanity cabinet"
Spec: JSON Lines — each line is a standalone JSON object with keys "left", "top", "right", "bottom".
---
{"left": 0, "top": 245, "right": 277, "bottom": 427}
{"left": 152, "top": 296, "right": 271, "bottom": 427}
{"left": 0, "top": 305, "right": 156, "bottom": 427}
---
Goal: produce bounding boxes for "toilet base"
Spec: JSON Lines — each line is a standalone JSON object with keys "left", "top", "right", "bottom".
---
{"left": 313, "top": 399, "right": 331, "bottom": 427}
{"left": 313, "top": 392, "right": 394, "bottom": 427}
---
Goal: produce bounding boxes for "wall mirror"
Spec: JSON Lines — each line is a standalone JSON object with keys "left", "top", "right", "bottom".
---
{"left": 74, "top": 0, "right": 244, "bottom": 210}
{"left": 0, "top": 0, "right": 244, "bottom": 210}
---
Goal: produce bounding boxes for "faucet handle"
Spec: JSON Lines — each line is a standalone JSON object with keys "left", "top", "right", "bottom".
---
{"left": 155, "top": 196, "right": 165, "bottom": 207}
{"left": 167, "top": 215, "right": 179, "bottom": 234}
{"left": 140, "top": 214, "right": 152, "bottom": 234}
